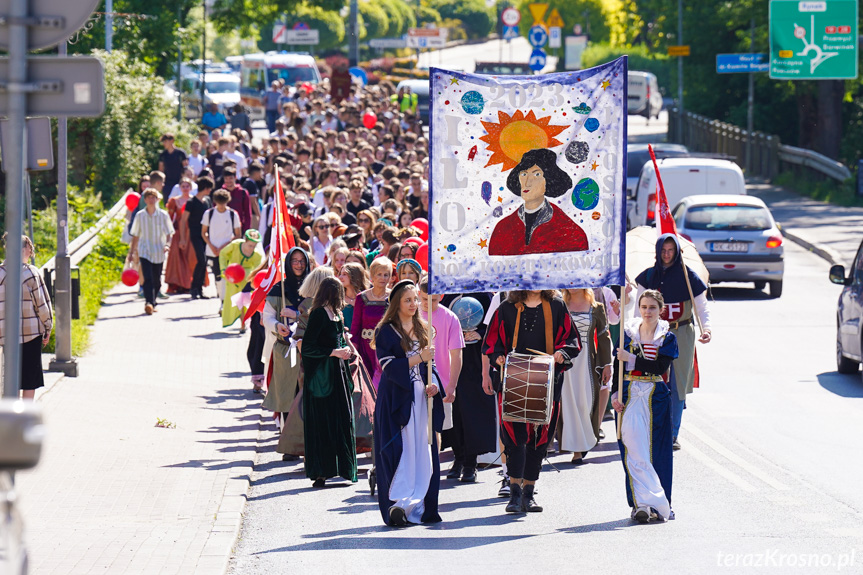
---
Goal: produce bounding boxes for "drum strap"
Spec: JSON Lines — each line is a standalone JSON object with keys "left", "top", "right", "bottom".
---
{"left": 512, "top": 300, "right": 554, "bottom": 355}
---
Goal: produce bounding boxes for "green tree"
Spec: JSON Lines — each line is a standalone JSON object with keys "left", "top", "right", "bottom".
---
{"left": 257, "top": 6, "right": 346, "bottom": 53}
{"left": 431, "top": 0, "right": 494, "bottom": 39}
{"left": 359, "top": 0, "right": 390, "bottom": 40}
{"left": 515, "top": 0, "right": 610, "bottom": 45}
{"left": 210, "top": 0, "right": 343, "bottom": 37}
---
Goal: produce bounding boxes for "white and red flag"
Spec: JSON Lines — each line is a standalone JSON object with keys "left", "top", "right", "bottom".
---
{"left": 648, "top": 144, "right": 679, "bottom": 236}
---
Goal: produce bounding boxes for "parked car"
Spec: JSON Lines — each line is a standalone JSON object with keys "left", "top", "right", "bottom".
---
{"left": 672, "top": 195, "right": 784, "bottom": 297}
{"left": 395, "top": 79, "right": 430, "bottom": 125}
{"left": 181, "top": 72, "right": 241, "bottom": 119}
{"left": 829, "top": 241, "right": 863, "bottom": 377}
{"left": 630, "top": 157, "right": 747, "bottom": 229}
{"left": 626, "top": 143, "right": 690, "bottom": 204}
{"left": 627, "top": 70, "right": 662, "bottom": 119}
{"left": 0, "top": 400, "right": 44, "bottom": 575}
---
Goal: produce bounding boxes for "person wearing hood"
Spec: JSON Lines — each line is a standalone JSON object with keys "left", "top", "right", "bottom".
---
{"left": 634, "top": 233, "right": 712, "bottom": 451}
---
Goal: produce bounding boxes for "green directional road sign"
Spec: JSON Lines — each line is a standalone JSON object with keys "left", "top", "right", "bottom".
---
{"left": 769, "top": 0, "right": 858, "bottom": 80}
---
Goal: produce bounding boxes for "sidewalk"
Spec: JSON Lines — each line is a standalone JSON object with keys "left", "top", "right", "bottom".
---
{"left": 746, "top": 180, "right": 863, "bottom": 267}
{"left": 17, "top": 284, "right": 261, "bottom": 575}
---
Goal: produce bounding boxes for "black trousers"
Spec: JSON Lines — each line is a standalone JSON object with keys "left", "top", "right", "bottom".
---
{"left": 445, "top": 397, "right": 477, "bottom": 467}
{"left": 246, "top": 309, "right": 265, "bottom": 376}
{"left": 208, "top": 256, "right": 222, "bottom": 282}
{"left": 140, "top": 258, "right": 163, "bottom": 306}
{"left": 501, "top": 401, "right": 560, "bottom": 482}
{"left": 191, "top": 236, "right": 207, "bottom": 293}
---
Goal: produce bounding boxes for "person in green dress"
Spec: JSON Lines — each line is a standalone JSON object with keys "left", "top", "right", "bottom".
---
{"left": 218, "top": 229, "right": 264, "bottom": 329}
{"left": 301, "top": 276, "right": 358, "bottom": 488}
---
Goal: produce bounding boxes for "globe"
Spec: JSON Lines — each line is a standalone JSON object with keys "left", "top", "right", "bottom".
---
{"left": 572, "top": 177, "right": 600, "bottom": 211}
{"left": 460, "top": 91, "right": 485, "bottom": 115}
{"left": 451, "top": 297, "right": 484, "bottom": 331}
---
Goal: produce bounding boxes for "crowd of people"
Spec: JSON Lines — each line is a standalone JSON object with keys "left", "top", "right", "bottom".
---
{"left": 116, "top": 76, "right": 711, "bottom": 528}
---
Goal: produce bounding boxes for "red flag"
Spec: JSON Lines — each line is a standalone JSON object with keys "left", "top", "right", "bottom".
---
{"left": 648, "top": 144, "right": 678, "bottom": 236}
{"left": 243, "top": 172, "right": 295, "bottom": 322}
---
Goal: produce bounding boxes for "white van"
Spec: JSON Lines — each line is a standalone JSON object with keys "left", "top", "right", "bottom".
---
{"left": 629, "top": 158, "right": 747, "bottom": 228}
{"left": 182, "top": 72, "right": 241, "bottom": 119}
{"left": 627, "top": 71, "right": 662, "bottom": 119}
{"left": 240, "top": 52, "right": 322, "bottom": 120}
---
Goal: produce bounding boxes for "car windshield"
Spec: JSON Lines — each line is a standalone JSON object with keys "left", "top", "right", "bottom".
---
{"left": 207, "top": 80, "right": 240, "bottom": 93}
{"left": 684, "top": 205, "right": 772, "bottom": 231}
{"left": 269, "top": 67, "right": 318, "bottom": 84}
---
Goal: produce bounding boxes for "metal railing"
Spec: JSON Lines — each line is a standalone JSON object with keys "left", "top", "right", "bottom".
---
{"left": 668, "top": 108, "right": 852, "bottom": 183}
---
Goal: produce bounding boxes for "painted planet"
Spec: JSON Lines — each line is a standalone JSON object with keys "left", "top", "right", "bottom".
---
{"left": 460, "top": 91, "right": 485, "bottom": 115}
{"left": 591, "top": 211, "right": 601, "bottom": 220}
{"left": 572, "top": 178, "right": 600, "bottom": 211}
{"left": 564, "top": 140, "right": 590, "bottom": 164}
{"left": 446, "top": 244, "right": 457, "bottom": 252}
{"left": 492, "top": 205, "right": 503, "bottom": 218}
{"left": 573, "top": 103, "right": 592, "bottom": 114}
{"left": 584, "top": 118, "right": 600, "bottom": 132}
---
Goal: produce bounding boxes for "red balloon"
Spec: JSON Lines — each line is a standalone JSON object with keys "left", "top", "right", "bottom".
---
{"left": 225, "top": 263, "right": 246, "bottom": 284}
{"left": 363, "top": 112, "right": 377, "bottom": 129}
{"left": 125, "top": 192, "right": 141, "bottom": 212}
{"left": 411, "top": 218, "right": 429, "bottom": 241}
{"left": 252, "top": 270, "right": 267, "bottom": 290}
{"left": 121, "top": 268, "right": 139, "bottom": 287}
{"left": 415, "top": 243, "right": 429, "bottom": 272}
{"left": 404, "top": 237, "right": 424, "bottom": 247}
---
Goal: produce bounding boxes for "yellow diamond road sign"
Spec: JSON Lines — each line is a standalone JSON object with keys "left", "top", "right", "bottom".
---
{"left": 528, "top": 3, "right": 548, "bottom": 24}
{"left": 546, "top": 8, "right": 564, "bottom": 29}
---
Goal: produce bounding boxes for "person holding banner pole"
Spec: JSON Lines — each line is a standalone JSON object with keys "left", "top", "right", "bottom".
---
{"left": 612, "top": 289, "right": 678, "bottom": 523}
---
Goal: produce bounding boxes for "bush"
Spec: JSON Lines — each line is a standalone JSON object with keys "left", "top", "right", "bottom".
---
{"left": 581, "top": 43, "right": 675, "bottom": 96}
{"left": 431, "top": 0, "right": 494, "bottom": 39}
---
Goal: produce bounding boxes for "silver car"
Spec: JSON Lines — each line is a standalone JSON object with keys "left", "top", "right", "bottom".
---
{"left": 672, "top": 195, "right": 784, "bottom": 297}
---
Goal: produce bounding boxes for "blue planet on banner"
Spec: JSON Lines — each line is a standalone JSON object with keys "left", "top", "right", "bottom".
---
{"left": 460, "top": 91, "right": 485, "bottom": 115}
{"left": 584, "top": 118, "right": 600, "bottom": 132}
{"left": 452, "top": 297, "right": 484, "bottom": 331}
{"left": 572, "top": 178, "right": 600, "bottom": 210}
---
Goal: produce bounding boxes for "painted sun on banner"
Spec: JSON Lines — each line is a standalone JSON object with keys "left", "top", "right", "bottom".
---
{"left": 428, "top": 56, "right": 628, "bottom": 294}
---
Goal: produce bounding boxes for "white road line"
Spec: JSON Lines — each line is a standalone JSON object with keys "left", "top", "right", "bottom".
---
{"left": 685, "top": 424, "right": 791, "bottom": 491}
{"left": 684, "top": 441, "right": 758, "bottom": 493}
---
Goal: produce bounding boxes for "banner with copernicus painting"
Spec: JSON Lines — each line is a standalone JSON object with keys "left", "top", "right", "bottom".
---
{"left": 428, "top": 56, "right": 628, "bottom": 294}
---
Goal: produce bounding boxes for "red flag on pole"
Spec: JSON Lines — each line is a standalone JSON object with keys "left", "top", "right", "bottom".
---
{"left": 243, "top": 170, "right": 295, "bottom": 322}
{"left": 648, "top": 144, "right": 679, "bottom": 236}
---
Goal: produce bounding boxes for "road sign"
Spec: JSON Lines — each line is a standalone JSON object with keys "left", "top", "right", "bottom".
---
{"left": 716, "top": 53, "right": 769, "bottom": 73}
{"left": 0, "top": 56, "right": 105, "bottom": 116}
{"left": 293, "top": 22, "right": 310, "bottom": 30}
{"left": 565, "top": 35, "right": 588, "bottom": 70}
{"left": 272, "top": 22, "right": 288, "bottom": 44}
{"left": 285, "top": 29, "right": 319, "bottom": 45}
{"left": 0, "top": 0, "right": 101, "bottom": 51}
{"left": 769, "top": 0, "right": 858, "bottom": 80}
{"left": 407, "top": 31, "right": 447, "bottom": 49}
{"left": 503, "top": 26, "right": 520, "bottom": 41}
{"left": 529, "top": 25, "right": 548, "bottom": 48}
{"left": 369, "top": 37, "right": 408, "bottom": 49}
{"left": 0, "top": 117, "right": 54, "bottom": 171}
{"left": 667, "top": 45, "right": 691, "bottom": 57}
{"left": 409, "top": 27, "right": 449, "bottom": 38}
{"left": 501, "top": 7, "right": 521, "bottom": 27}
{"left": 529, "top": 48, "right": 547, "bottom": 72}
{"left": 546, "top": 8, "right": 564, "bottom": 28}
{"left": 528, "top": 3, "right": 548, "bottom": 24}
{"left": 549, "top": 27, "right": 561, "bottom": 49}
{"left": 349, "top": 67, "right": 368, "bottom": 85}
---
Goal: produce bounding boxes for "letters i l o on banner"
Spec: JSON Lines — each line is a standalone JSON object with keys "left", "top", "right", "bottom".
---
{"left": 427, "top": 56, "right": 628, "bottom": 294}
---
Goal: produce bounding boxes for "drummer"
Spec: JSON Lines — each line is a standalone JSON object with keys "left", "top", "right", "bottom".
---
{"left": 483, "top": 290, "right": 579, "bottom": 514}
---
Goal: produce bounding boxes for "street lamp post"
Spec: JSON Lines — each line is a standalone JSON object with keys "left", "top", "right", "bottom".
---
{"left": 676, "top": 0, "right": 684, "bottom": 143}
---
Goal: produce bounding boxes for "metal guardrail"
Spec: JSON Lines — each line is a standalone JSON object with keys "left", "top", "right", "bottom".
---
{"left": 39, "top": 192, "right": 129, "bottom": 276}
{"left": 777, "top": 144, "right": 852, "bottom": 182}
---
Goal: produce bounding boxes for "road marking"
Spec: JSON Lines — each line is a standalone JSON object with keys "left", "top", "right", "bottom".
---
{"left": 685, "top": 424, "right": 791, "bottom": 491}
{"left": 684, "top": 442, "right": 757, "bottom": 492}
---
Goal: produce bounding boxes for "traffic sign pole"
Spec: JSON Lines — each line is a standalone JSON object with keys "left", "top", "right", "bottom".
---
{"left": 747, "top": 18, "right": 755, "bottom": 174}
{"left": 677, "top": 0, "right": 684, "bottom": 143}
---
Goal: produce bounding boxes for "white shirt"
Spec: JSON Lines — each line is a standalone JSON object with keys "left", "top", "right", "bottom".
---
{"left": 202, "top": 207, "right": 241, "bottom": 257}
{"left": 311, "top": 236, "right": 332, "bottom": 266}
{"left": 130, "top": 208, "right": 173, "bottom": 264}
{"left": 168, "top": 183, "right": 198, "bottom": 201}
{"left": 188, "top": 154, "right": 208, "bottom": 176}
{"left": 224, "top": 150, "right": 247, "bottom": 175}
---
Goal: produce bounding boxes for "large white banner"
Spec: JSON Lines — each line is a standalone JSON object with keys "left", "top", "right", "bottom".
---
{"left": 428, "top": 56, "right": 628, "bottom": 294}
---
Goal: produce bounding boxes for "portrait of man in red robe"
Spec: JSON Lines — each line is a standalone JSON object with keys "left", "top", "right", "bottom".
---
{"left": 488, "top": 148, "right": 589, "bottom": 256}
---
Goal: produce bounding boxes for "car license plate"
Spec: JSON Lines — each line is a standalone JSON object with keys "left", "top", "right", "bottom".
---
{"left": 711, "top": 242, "right": 748, "bottom": 252}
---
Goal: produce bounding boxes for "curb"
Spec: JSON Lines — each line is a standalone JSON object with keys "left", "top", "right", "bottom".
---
{"left": 780, "top": 227, "right": 843, "bottom": 267}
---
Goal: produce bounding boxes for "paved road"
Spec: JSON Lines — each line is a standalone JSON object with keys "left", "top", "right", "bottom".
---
{"left": 228, "top": 242, "right": 863, "bottom": 574}
{"left": 417, "top": 37, "right": 557, "bottom": 74}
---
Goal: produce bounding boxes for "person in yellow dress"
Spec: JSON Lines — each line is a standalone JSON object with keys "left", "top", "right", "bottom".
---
{"left": 219, "top": 229, "right": 265, "bottom": 329}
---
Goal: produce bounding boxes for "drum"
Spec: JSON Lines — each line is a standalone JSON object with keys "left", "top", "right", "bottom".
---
{"left": 501, "top": 352, "right": 555, "bottom": 425}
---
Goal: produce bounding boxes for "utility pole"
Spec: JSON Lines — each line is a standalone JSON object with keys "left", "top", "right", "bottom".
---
{"left": 746, "top": 17, "right": 755, "bottom": 173}
{"left": 176, "top": 5, "right": 183, "bottom": 121}
{"left": 105, "top": 0, "right": 113, "bottom": 52}
{"left": 348, "top": 0, "right": 359, "bottom": 67}
{"left": 49, "top": 41, "right": 79, "bottom": 378}
{"left": 676, "top": 0, "right": 684, "bottom": 143}
{"left": 200, "top": 0, "right": 206, "bottom": 117}
{"left": 3, "top": 0, "right": 27, "bottom": 397}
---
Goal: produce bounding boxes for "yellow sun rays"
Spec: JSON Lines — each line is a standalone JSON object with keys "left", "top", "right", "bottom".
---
{"left": 479, "top": 110, "right": 568, "bottom": 172}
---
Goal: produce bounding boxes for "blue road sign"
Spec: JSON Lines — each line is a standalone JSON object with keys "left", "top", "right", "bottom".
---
{"left": 293, "top": 22, "right": 310, "bottom": 30}
{"left": 716, "top": 53, "right": 769, "bottom": 74}
{"left": 529, "top": 48, "right": 547, "bottom": 72}
{"left": 503, "top": 25, "right": 519, "bottom": 41}
{"left": 529, "top": 25, "right": 548, "bottom": 48}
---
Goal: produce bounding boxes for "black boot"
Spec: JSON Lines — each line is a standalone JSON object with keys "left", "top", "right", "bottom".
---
{"left": 505, "top": 483, "right": 523, "bottom": 513}
{"left": 447, "top": 460, "right": 464, "bottom": 480}
{"left": 521, "top": 484, "right": 543, "bottom": 512}
{"left": 460, "top": 466, "right": 477, "bottom": 483}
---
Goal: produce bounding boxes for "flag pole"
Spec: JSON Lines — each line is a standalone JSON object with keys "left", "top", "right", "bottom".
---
{"left": 275, "top": 165, "right": 286, "bottom": 313}
{"left": 427, "top": 292, "right": 433, "bottom": 446}
{"left": 616, "top": 280, "right": 627, "bottom": 441}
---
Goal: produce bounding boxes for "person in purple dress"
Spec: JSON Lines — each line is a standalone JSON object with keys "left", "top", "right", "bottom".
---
{"left": 350, "top": 256, "right": 392, "bottom": 389}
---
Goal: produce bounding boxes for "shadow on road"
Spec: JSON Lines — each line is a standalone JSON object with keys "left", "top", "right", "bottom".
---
{"left": 256, "top": 532, "right": 534, "bottom": 553}
{"left": 817, "top": 371, "right": 863, "bottom": 398}
{"left": 556, "top": 518, "right": 639, "bottom": 533}
{"left": 708, "top": 285, "right": 772, "bottom": 302}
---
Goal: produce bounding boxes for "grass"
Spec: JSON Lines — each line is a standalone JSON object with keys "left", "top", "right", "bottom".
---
{"left": 43, "top": 219, "right": 128, "bottom": 356}
{"left": 774, "top": 172, "right": 862, "bottom": 207}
